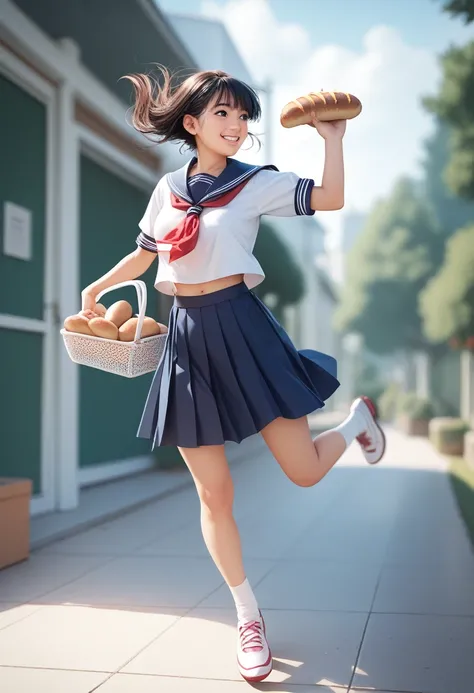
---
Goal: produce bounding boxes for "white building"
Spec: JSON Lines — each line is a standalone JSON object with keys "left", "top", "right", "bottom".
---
{"left": 168, "top": 13, "right": 254, "bottom": 84}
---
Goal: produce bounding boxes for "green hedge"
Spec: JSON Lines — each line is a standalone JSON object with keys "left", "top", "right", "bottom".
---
{"left": 399, "top": 392, "right": 435, "bottom": 420}
{"left": 449, "top": 456, "right": 474, "bottom": 549}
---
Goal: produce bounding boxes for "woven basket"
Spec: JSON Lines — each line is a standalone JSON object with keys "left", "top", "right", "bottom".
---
{"left": 60, "top": 280, "right": 167, "bottom": 378}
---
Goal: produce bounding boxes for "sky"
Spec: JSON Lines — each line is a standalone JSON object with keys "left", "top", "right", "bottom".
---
{"left": 155, "top": 0, "right": 474, "bottom": 240}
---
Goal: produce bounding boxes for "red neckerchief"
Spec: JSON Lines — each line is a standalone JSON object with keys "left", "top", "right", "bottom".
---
{"left": 159, "top": 179, "right": 250, "bottom": 263}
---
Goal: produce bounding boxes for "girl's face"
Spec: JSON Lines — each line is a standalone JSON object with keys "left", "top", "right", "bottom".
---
{"left": 184, "top": 95, "right": 250, "bottom": 157}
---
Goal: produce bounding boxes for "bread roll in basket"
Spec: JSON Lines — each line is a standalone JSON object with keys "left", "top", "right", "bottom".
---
{"left": 60, "top": 280, "right": 167, "bottom": 378}
{"left": 280, "top": 91, "right": 362, "bottom": 128}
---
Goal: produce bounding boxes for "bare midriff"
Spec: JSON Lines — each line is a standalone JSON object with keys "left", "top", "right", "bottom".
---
{"left": 173, "top": 273, "right": 245, "bottom": 296}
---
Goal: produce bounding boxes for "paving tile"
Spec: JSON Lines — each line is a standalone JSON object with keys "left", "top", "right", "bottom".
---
{"left": 38, "top": 517, "right": 177, "bottom": 556}
{"left": 0, "top": 604, "right": 185, "bottom": 672}
{"left": 123, "top": 607, "right": 365, "bottom": 687}
{"left": 0, "top": 666, "right": 107, "bottom": 693}
{"left": 100, "top": 673, "right": 347, "bottom": 692}
{"left": 35, "top": 555, "right": 224, "bottom": 608}
{"left": 384, "top": 517, "right": 474, "bottom": 569}
{"left": 0, "top": 603, "right": 41, "bottom": 630}
{"left": 134, "top": 522, "right": 209, "bottom": 557}
{"left": 383, "top": 471, "right": 474, "bottom": 569}
{"left": 135, "top": 513, "right": 307, "bottom": 560}
{"left": 237, "top": 514, "right": 317, "bottom": 560}
{"left": 0, "top": 553, "right": 109, "bottom": 602}
{"left": 254, "top": 560, "right": 380, "bottom": 612}
{"left": 373, "top": 562, "right": 474, "bottom": 615}
{"left": 284, "top": 524, "right": 390, "bottom": 564}
{"left": 40, "top": 491, "right": 200, "bottom": 557}
{"left": 353, "top": 612, "right": 474, "bottom": 693}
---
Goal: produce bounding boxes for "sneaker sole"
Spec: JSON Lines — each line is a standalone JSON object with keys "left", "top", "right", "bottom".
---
{"left": 239, "top": 653, "right": 273, "bottom": 682}
{"left": 360, "top": 395, "right": 386, "bottom": 465}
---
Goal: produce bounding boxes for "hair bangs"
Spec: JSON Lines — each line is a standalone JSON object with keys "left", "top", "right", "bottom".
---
{"left": 213, "top": 77, "right": 262, "bottom": 121}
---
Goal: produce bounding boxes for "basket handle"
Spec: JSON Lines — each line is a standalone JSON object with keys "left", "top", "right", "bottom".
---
{"left": 95, "top": 280, "right": 148, "bottom": 342}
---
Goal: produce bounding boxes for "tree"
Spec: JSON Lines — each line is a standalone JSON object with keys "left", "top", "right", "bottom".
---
{"left": 420, "top": 224, "right": 474, "bottom": 344}
{"left": 253, "top": 220, "right": 305, "bottom": 320}
{"left": 335, "top": 178, "right": 443, "bottom": 354}
{"left": 437, "top": 0, "right": 474, "bottom": 23}
{"left": 421, "top": 119, "right": 474, "bottom": 238}
{"left": 423, "top": 40, "right": 474, "bottom": 199}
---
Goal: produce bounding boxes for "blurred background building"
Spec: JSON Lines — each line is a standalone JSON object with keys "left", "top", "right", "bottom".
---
{"left": 327, "top": 210, "right": 366, "bottom": 285}
{"left": 0, "top": 0, "right": 349, "bottom": 519}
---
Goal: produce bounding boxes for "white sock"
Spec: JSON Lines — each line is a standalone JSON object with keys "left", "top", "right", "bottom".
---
{"left": 229, "top": 577, "right": 260, "bottom": 623}
{"left": 333, "top": 407, "right": 366, "bottom": 448}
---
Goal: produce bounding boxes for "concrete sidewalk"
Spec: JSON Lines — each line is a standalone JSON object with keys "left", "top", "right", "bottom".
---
{"left": 1, "top": 428, "right": 474, "bottom": 692}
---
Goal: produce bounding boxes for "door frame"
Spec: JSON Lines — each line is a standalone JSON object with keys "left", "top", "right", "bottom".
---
{"left": 0, "top": 46, "right": 58, "bottom": 516}
{"left": 76, "top": 125, "right": 158, "bottom": 487}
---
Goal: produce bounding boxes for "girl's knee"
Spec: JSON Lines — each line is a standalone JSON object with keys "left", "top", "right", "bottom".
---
{"left": 286, "top": 451, "right": 324, "bottom": 487}
{"left": 289, "top": 471, "right": 322, "bottom": 488}
{"left": 198, "top": 478, "right": 234, "bottom": 515}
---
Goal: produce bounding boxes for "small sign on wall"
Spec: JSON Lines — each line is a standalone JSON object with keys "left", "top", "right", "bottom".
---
{"left": 3, "top": 202, "right": 33, "bottom": 261}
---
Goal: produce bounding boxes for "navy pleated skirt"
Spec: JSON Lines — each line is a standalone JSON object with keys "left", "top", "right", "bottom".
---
{"left": 137, "top": 282, "right": 340, "bottom": 448}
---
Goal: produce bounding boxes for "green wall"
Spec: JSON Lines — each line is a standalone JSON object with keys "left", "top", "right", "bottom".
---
{"left": 79, "top": 156, "right": 162, "bottom": 467}
{"left": 0, "top": 75, "right": 47, "bottom": 495}
{"left": 0, "top": 75, "right": 46, "bottom": 319}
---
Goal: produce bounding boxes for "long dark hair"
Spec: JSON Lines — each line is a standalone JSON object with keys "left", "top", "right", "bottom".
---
{"left": 122, "top": 65, "right": 262, "bottom": 150}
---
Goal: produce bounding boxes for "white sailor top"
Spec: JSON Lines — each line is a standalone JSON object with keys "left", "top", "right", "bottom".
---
{"left": 136, "top": 156, "right": 315, "bottom": 295}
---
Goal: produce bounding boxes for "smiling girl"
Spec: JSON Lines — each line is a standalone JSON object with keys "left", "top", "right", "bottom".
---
{"left": 81, "top": 68, "right": 385, "bottom": 683}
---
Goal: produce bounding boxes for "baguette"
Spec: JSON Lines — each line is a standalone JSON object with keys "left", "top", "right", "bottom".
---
{"left": 280, "top": 91, "right": 362, "bottom": 128}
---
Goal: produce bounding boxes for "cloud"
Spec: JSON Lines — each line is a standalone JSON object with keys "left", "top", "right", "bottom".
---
{"left": 201, "top": 0, "right": 441, "bottom": 231}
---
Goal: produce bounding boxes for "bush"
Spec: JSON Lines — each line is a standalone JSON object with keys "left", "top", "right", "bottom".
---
{"left": 378, "top": 382, "right": 403, "bottom": 422}
{"left": 449, "top": 455, "right": 474, "bottom": 550}
{"left": 429, "top": 417, "right": 470, "bottom": 455}
{"left": 399, "top": 392, "right": 435, "bottom": 420}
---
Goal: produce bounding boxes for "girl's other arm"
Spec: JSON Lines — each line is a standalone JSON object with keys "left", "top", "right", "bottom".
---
{"left": 81, "top": 247, "right": 156, "bottom": 312}
{"left": 310, "top": 119, "right": 346, "bottom": 211}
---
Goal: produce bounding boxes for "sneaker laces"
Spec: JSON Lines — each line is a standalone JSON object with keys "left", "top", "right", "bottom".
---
{"left": 239, "top": 619, "right": 264, "bottom": 653}
{"left": 356, "top": 430, "right": 375, "bottom": 451}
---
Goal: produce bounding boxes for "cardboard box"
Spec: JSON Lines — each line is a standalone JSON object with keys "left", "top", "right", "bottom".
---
{"left": 0, "top": 478, "right": 32, "bottom": 570}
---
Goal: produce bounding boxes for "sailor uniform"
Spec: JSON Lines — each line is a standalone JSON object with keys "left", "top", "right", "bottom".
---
{"left": 136, "top": 157, "right": 315, "bottom": 296}
{"left": 135, "top": 157, "right": 340, "bottom": 448}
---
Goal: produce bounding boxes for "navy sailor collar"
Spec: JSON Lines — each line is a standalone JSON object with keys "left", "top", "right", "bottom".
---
{"left": 166, "top": 156, "right": 278, "bottom": 204}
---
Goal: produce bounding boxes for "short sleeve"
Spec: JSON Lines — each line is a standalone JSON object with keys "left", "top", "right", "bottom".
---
{"left": 253, "top": 170, "right": 315, "bottom": 217}
{"left": 135, "top": 177, "right": 165, "bottom": 253}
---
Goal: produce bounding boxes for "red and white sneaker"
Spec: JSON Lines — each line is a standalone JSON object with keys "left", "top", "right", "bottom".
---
{"left": 351, "top": 396, "right": 386, "bottom": 465}
{"left": 237, "top": 610, "right": 272, "bottom": 682}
